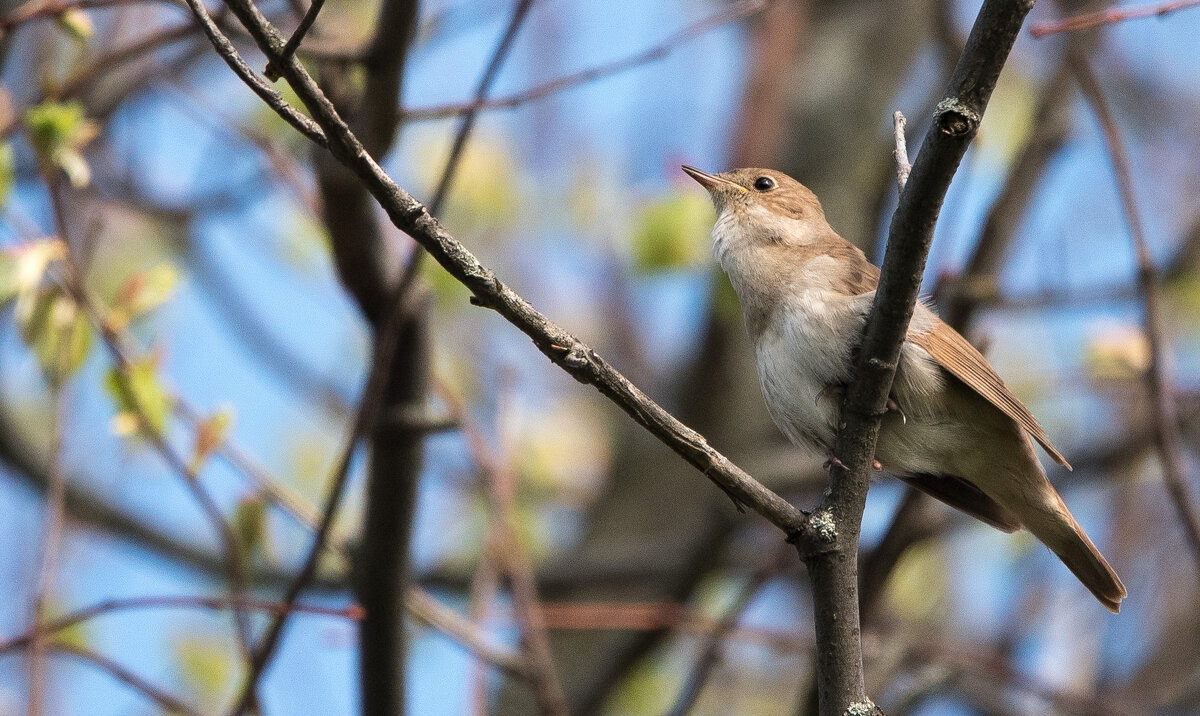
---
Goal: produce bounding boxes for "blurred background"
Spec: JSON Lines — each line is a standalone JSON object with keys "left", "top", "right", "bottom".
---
{"left": 1, "top": 0, "right": 1199, "bottom": 713}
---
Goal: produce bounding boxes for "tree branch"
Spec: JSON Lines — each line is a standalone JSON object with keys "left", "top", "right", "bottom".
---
{"left": 399, "top": 0, "right": 769, "bottom": 122}
{"left": 52, "top": 643, "right": 203, "bottom": 716}
{"left": 1072, "top": 54, "right": 1200, "bottom": 575}
{"left": 1030, "top": 0, "right": 1200, "bottom": 38}
{"left": 793, "top": 2, "right": 1035, "bottom": 714}
{"left": 196, "top": 0, "right": 807, "bottom": 534}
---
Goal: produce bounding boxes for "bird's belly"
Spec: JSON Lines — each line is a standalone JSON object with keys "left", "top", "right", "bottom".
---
{"left": 754, "top": 321, "right": 850, "bottom": 454}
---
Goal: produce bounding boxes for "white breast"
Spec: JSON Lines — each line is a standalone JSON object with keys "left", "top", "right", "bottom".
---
{"left": 754, "top": 288, "right": 860, "bottom": 454}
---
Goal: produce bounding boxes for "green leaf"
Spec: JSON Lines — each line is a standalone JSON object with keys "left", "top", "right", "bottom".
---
{"left": 192, "top": 404, "right": 234, "bottom": 469}
{"left": 115, "top": 263, "right": 179, "bottom": 320}
{"left": 174, "top": 634, "right": 232, "bottom": 705}
{"left": 18, "top": 288, "right": 92, "bottom": 385}
{"left": 233, "top": 494, "right": 267, "bottom": 567}
{"left": 25, "top": 100, "right": 98, "bottom": 187}
{"left": 7, "top": 239, "right": 65, "bottom": 315}
{"left": 0, "top": 251, "right": 17, "bottom": 306}
{"left": 103, "top": 355, "right": 171, "bottom": 438}
{"left": 631, "top": 192, "right": 713, "bottom": 273}
{"left": 0, "top": 142, "right": 15, "bottom": 207}
{"left": 55, "top": 7, "right": 94, "bottom": 40}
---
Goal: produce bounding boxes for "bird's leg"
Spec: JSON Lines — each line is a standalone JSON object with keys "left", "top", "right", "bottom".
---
{"left": 823, "top": 448, "right": 882, "bottom": 472}
{"left": 816, "top": 382, "right": 846, "bottom": 405}
{"left": 822, "top": 447, "right": 847, "bottom": 472}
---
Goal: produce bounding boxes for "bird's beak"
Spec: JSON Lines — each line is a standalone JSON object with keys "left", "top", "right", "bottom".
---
{"left": 681, "top": 165, "right": 746, "bottom": 194}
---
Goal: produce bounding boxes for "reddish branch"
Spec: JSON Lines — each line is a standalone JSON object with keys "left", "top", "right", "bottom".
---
{"left": 1030, "top": 0, "right": 1200, "bottom": 38}
{"left": 1072, "top": 55, "right": 1200, "bottom": 574}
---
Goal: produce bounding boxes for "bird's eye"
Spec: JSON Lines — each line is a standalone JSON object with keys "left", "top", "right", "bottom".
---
{"left": 753, "top": 176, "right": 775, "bottom": 191}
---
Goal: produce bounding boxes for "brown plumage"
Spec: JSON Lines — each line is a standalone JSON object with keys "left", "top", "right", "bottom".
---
{"left": 684, "top": 165, "right": 1127, "bottom": 613}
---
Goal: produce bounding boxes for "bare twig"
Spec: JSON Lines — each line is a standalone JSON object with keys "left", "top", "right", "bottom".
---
{"left": 406, "top": 586, "right": 530, "bottom": 680}
{"left": 0, "top": 0, "right": 166, "bottom": 30}
{"left": 27, "top": 387, "right": 71, "bottom": 716}
{"left": 1072, "top": 54, "right": 1200, "bottom": 574}
{"left": 182, "top": 0, "right": 326, "bottom": 145}
{"left": 794, "top": 2, "right": 1035, "bottom": 714}
{"left": 205, "top": 0, "right": 808, "bottom": 538}
{"left": 51, "top": 643, "right": 203, "bottom": 716}
{"left": 42, "top": 180, "right": 257, "bottom": 685}
{"left": 264, "top": 0, "right": 324, "bottom": 80}
{"left": 430, "top": 0, "right": 534, "bottom": 209}
{"left": 1030, "top": 0, "right": 1200, "bottom": 38}
{"left": 893, "top": 111, "right": 912, "bottom": 193}
{"left": 393, "top": 0, "right": 537, "bottom": 320}
{"left": 440, "top": 378, "right": 569, "bottom": 714}
{"left": 666, "top": 555, "right": 786, "bottom": 716}
{"left": 1, "top": 596, "right": 361, "bottom": 655}
{"left": 400, "top": 0, "right": 770, "bottom": 122}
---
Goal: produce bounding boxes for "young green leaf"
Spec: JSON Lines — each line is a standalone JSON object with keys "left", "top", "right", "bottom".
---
{"left": 631, "top": 191, "right": 713, "bottom": 273}
{"left": 25, "top": 101, "right": 98, "bottom": 187}
{"left": 104, "top": 355, "right": 171, "bottom": 438}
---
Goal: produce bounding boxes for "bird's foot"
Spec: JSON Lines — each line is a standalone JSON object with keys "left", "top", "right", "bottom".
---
{"left": 823, "top": 448, "right": 848, "bottom": 472}
{"left": 886, "top": 395, "right": 907, "bottom": 424}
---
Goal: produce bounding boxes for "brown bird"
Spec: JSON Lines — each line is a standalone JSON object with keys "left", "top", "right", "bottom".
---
{"left": 683, "top": 165, "right": 1127, "bottom": 613}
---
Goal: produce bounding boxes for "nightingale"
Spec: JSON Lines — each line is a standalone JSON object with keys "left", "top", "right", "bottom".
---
{"left": 683, "top": 165, "right": 1127, "bottom": 613}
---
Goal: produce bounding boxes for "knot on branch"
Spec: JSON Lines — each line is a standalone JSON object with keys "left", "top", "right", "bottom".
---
{"left": 934, "top": 97, "right": 980, "bottom": 137}
{"left": 548, "top": 342, "right": 590, "bottom": 371}
{"left": 845, "top": 699, "right": 881, "bottom": 716}
{"left": 809, "top": 509, "right": 837, "bottom": 542}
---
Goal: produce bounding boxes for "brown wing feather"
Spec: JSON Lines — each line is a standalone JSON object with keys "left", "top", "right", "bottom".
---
{"left": 910, "top": 320, "right": 1072, "bottom": 469}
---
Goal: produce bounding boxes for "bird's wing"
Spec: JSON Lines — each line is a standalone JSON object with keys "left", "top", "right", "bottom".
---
{"left": 909, "top": 317, "right": 1072, "bottom": 469}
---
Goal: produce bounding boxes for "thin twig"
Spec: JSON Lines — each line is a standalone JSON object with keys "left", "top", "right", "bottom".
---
{"left": 666, "top": 553, "right": 787, "bottom": 716}
{"left": 26, "top": 383, "right": 71, "bottom": 716}
{"left": 264, "top": 0, "right": 324, "bottom": 80}
{"left": 0, "top": 596, "right": 362, "bottom": 655}
{"left": 406, "top": 586, "right": 530, "bottom": 680}
{"left": 181, "top": 0, "right": 326, "bottom": 145}
{"left": 1030, "top": 0, "right": 1200, "bottom": 38}
{"left": 394, "top": 0, "right": 537, "bottom": 300}
{"left": 42, "top": 179, "right": 258, "bottom": 673}
{"left": 51, "top": 643, "right": 203, "bottom": 716}
{"left": 1072, "top": 54, "right": 1200, "bottom": 574}
{"left": 438, "top": 377, "right": 569, "bottom": 714}
{"left": 0, "top": 0, "right": 166, "bottom": 30}
{"left": 400, "top": 0, "right": 770, "bottom": 122}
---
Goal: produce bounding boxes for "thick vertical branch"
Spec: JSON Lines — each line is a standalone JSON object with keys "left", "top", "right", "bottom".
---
{"left": 791, "top": 2, "right": 1035, "bottom": 714}
{"left": 357, "top": 297, "right": 430, "bottom": 716}
{"left": 1072, "top": 56, "right": 1200, "bottom": 574}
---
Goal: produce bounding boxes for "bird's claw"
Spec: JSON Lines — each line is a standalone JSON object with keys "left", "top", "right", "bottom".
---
{"left": 886, "top": 396, "right": 907, "bottom": 424}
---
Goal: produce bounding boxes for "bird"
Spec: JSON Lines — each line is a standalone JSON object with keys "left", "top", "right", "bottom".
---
{"left": 682, "top": 165, "right": 1127, "bottom": 613}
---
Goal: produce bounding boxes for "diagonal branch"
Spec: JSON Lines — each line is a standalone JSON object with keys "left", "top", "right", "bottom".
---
{"left": 195, "top": 0, "right": 807, "bottom": 533}
{"left": 1072, "top": 54, "right": 1200, "bottom": 575}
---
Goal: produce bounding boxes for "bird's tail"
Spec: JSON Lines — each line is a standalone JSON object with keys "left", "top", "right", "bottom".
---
{"left": 1022, "top": 496, "right": 1127, "bottom": 613}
